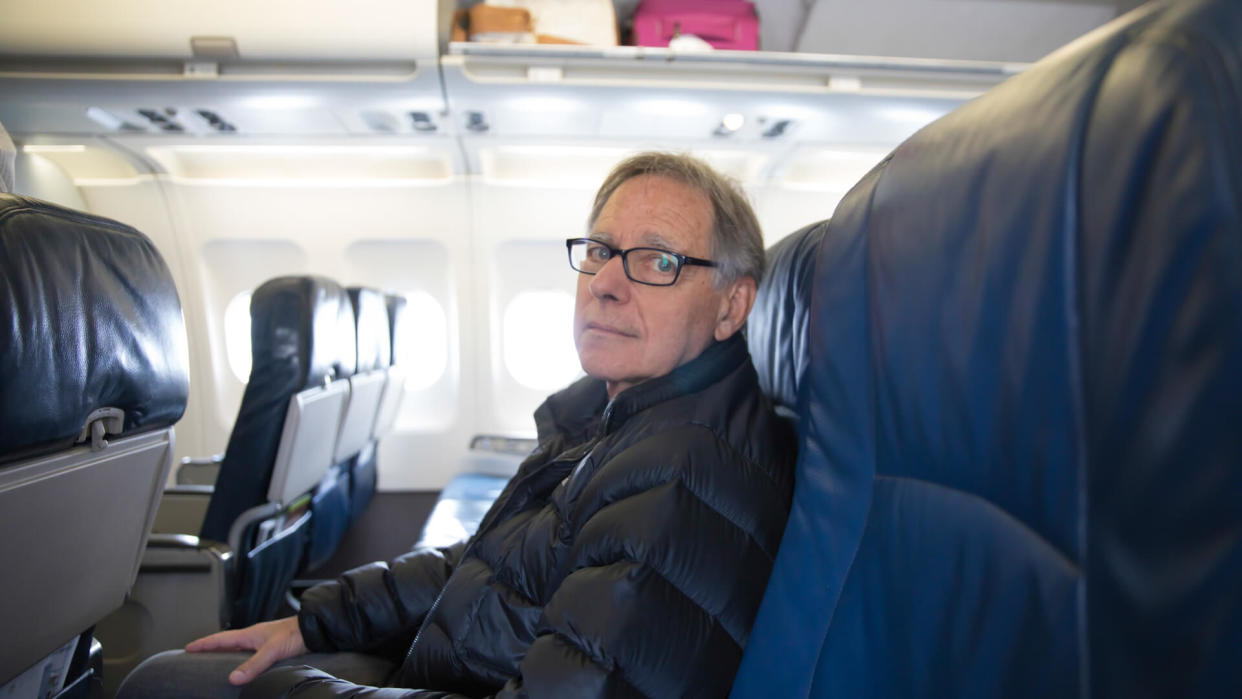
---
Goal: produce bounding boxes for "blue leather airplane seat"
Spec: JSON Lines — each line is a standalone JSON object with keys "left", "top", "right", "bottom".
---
{"left": 200, "top": 275, "right": 357, "bottom": 625}
{"left": 733, "top": 0, "right": 1242, "bottom": 696}
{"left": 0, "top": 193, "right": 188, "bottom": 695}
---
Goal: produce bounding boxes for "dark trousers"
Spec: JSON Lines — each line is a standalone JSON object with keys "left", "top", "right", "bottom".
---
{"left": 116, "top": 650, "right": 396, "bottom": 699}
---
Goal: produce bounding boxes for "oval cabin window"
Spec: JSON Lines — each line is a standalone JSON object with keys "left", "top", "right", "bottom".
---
{"left": 503, "top": 290, "right": 580, "bottom": 391}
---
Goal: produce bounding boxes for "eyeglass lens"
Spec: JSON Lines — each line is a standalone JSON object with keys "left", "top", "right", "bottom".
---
{"left": 569, "top": 240, "right": 681, "bottom": 285}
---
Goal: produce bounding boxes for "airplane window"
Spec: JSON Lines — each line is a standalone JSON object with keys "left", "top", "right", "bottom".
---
{"left": 502, "top": 291, "right": 581, "bottom": 391}
{"left": 224, "top": 290, "right": 253, "bottom": 383}
{"left": 401, "top": 290, "right": 449, "bottom": 391}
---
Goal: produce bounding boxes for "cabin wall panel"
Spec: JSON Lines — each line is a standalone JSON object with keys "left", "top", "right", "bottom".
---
{"left": 199, "top": 238, "right": 310, "bottom": 431}
{"left": 468, "top": 183, "right": 592, "bottom": 436}
{"left": 162, "top": 179, "right": 475, "bottom": 491}
{"left": 343, "top": 238, "right": 474, "bottom": 491}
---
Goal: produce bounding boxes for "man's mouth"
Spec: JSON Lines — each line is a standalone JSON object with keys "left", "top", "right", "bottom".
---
{"left": 584, "top": 322, "right": 637, "bottom": 338}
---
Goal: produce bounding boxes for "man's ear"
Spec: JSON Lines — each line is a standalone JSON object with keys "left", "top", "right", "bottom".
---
{"left": 714, "top": 276, "right": 757, "bottom": 341}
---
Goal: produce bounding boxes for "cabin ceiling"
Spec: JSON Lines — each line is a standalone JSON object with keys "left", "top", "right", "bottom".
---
{"left": 0, "top": 0, "right": 1149, "bottom": 152}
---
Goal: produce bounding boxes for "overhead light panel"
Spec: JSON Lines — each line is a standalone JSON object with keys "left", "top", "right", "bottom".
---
{"left": 145, "top": 144, "right": 453, "bottom": 182}
{"left": 22, "top": 144, "right": 86, "bottom": 153}
{"left": 478, "top": 144, "right": 629, "bottom": 186}
{"left": 20, "top": 144, "right": 141, "bottom": 182}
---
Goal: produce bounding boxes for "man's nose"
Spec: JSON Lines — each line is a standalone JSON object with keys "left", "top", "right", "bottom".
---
{"left": 588, "top": 255, "right": 631, "bottom": 302}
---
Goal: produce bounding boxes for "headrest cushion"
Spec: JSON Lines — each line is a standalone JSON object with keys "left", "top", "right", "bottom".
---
{"left": 249, "top": 276, "right": 356, "bottom": 390}
{"left": 0, "top": 194, "right": 189, "bottom": 459}
{"left": 348, "top": 287, "right": 392, "bottom": 372}
{"left": 747, "top": 221, "right": 828, "bottom": 412}
{"left": 386, "top": 294, "right": 411, "bottom": 368}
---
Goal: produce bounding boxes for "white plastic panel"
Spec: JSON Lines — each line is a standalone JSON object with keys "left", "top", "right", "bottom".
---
{"left": 267, "top": 380, "right": 348, "bottom": 505}
{"left": 487, "top": 240, "right": 581, "bottom": 434}
{"left": 334, "top": 371, "right": 388, "bottom": 463}
{"left": 199, "top": 239, "right": 310, "bottom": 430}
{"left": 342, "top": 240, "right": 460, "bottom": 433}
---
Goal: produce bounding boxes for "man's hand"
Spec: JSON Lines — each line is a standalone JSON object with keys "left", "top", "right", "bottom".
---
{"left": 185, "top": 616, "right": 309, "bottom": 686}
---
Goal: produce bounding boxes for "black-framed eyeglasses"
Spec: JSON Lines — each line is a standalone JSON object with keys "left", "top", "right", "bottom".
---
{"left": 565, "top": 237, "right": 716, "bottom": 287}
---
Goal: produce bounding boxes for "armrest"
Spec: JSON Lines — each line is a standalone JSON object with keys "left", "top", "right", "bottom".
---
{"left": 151, "top": 487, "right": 214, "bottom": 535}
{"left": 97, "top": 534, "right": 234, "bottom": 692}
{"left": 142, "top": 534, "right": 232, "bottom": 571}
{"left": 176, "top": 453, "right": 223, "bottom": 486}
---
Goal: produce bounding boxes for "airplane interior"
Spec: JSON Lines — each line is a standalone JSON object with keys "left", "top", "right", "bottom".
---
{"left": 1, "top": 0, "right": 1239, "bottom": 697}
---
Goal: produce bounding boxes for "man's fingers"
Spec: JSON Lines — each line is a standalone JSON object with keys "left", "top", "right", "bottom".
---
{"left": 185, "top": 629, "right": 256, "bottom": 653}
{"left": 228, "top": 643, "right": 280, "bottom": 686}
{"left": 185, "top": 617, "right": 305, "bottom": 686}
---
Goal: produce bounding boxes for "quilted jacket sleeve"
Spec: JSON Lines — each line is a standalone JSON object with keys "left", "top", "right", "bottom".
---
{"left": 298, "top": 540, "right": 467, "bottom": 659}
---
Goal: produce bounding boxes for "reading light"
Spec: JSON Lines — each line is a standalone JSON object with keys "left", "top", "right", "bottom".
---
{"left": 713, "top": 113, "right": 745, "bottom": 137}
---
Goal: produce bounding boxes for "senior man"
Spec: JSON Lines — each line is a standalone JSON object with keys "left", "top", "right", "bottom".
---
{"left": 120, "top": 151, "right": 796, "bottom": 698}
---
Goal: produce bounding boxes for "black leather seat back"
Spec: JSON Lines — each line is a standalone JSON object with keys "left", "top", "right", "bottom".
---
{"left": 344, "top": 287, "right": 391, "bottom": 524}
{"left": 304, "top": 286, "right": 391, "bottom": 571}
{"left": 0, "top": 193, "right": 188, "bottom": 685}
{"left": 372, "top": 293, "right": 411, "bottom": 441}
{"left": 200, "top": 276, "right": 356, "bottom": 541}
{"left": 333, "top": 287, "right": 390, "bottom": 463}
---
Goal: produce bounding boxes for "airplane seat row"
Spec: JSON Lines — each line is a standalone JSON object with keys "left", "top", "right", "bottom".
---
{"left": 98, "top": 276, "right": 406, "bottom": 695}
{"left": 202, "top": 275, "right": 359, "bottom": 624}
{"left": 732, "top": 0, "right": 1242, "bottom": 695}
{"left": 304, "top": 285, "right": 392, "bottom": 572}
{"left": 0, "top": 192, "right": 189, "bottom": 697}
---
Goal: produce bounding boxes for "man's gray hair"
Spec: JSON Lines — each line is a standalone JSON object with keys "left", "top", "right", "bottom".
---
{"left": 588, "top": 151, "right": 765, "bottom": 287}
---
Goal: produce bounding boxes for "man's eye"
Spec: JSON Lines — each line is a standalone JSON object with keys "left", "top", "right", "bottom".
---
{"left": 653, "top": 253, "right": 676, "bottom": 274}
{"left": 587, "top": 244, "right": 611, "bottom": 261}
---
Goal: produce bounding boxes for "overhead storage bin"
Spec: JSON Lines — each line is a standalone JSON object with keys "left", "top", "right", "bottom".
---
{"left": 0, "top": 1, "right": 454, "bottom": 137}
{"left": 0, "top": 0, "right": 447, "bottom": 63}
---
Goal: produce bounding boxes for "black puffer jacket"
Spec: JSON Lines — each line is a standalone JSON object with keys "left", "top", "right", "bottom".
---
{"left": 248, "top": 335, "right": 796, "bottom": 698}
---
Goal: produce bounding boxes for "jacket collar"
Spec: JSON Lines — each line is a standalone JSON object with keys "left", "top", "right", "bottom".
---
{"left": 536, "top": 333, "right": 750, "bottom": 443}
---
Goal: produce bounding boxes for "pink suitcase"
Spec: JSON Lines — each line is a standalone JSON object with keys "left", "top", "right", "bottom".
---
{"left": 632, "top": 0, "right": 759, "bottom": 51}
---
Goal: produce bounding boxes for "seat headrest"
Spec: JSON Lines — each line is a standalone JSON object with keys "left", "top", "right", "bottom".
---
{"left": 347, "top": 287, "right": 392, "bottom": 372}
{"left": 747, "top": 222, "right": 828, "bottom": 412}
{"left": 0, "top": 194, "right": 189, "bottom": 461}
{"left": 249, "top": 276, "right": 356, "bottom": 389}
{"left": 385, "top": 293, "right": 410, "bottom": 368}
